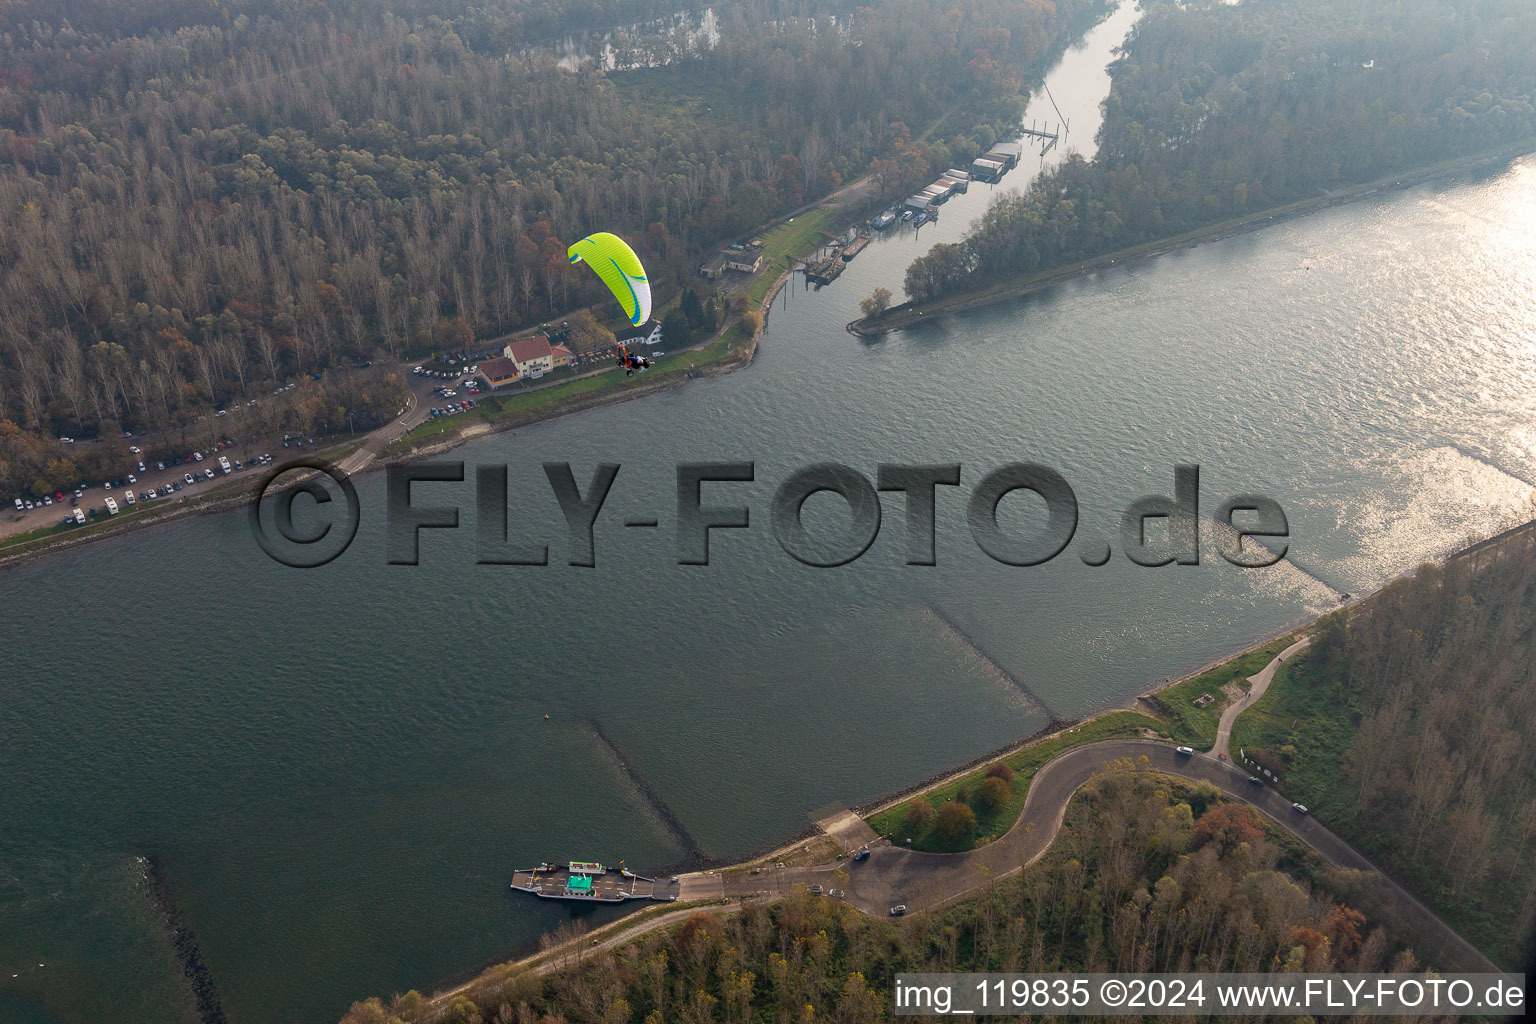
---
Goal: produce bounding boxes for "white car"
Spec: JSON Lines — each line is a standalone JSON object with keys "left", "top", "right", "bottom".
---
{"left": 129, "top": 445, "right": 141, "bottom": 454}
{"left": 1292, "top": 803, "right": 1309, "bottom": 815}
{"left": 1175, "top": 746, "right": 1194, "bottom": 756}
{"left": 12, "top": 498, "right": 21, "bottom": 511}
{"left": 104, "top": 496, "right": 119, "bottom": 514}
{"left": 184, "top": 473, "right": 196, "bottom": 485}
{"left": 203, "top": 468, "right": 215, "bottom": 480}
{"left": 442, "top": 389, "right": 456, "bottom": 397}
{"left": 192, "top": 452, "right": 203, "bottom": 462}
{"left": 146, "top": 488, "right": 157, "bottom": 499}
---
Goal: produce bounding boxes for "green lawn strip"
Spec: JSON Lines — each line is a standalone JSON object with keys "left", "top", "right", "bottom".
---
{"left": 1226, "top": 654, "right": 1358, "bottom": 815}
{"left": 1144, "top": 635, "right": 1297, "bottom": 748}
{"left": 746, "top": 208, "right": 840, "bottom": 305}
{"left": 867, "top": 711, "right": 1166, "bottom": 852}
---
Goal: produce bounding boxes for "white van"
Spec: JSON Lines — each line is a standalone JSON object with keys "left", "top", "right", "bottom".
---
{"left": 124, "top": 490, "right": 136, "bottom": 505}
{"left": 218, "top": 456, "right": 233, "bottom": 474}
{"left": 73, "top": 507, "right": 86, "bottom": 523}
{"left": 104, "top": 496, "right": 119, "bottom": 514}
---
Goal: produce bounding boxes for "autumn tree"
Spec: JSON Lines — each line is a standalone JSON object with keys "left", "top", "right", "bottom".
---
{"left": 935, "top": 801, "right": 977, "bottom": 841}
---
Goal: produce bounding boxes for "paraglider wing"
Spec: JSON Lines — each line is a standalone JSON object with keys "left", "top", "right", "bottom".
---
{"left": 567, "top": 232, "right": 652, "bottom": 326}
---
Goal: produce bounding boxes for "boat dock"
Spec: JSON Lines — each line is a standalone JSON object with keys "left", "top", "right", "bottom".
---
{"left": 804, "top": 252, "right": 846, "bottom": 284}
{"left": 509, "top": 862, "right": 673, "bottom": 903}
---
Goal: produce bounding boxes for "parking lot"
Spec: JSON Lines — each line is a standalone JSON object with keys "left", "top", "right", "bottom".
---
{"left": 7, "top": 438, "right": 310, "bottom": 535}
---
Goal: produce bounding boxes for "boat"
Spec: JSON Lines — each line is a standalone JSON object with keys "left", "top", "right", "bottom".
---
{"left": 913, "top": 211, "right": 930, "bottom": 226}
{"left": 510, "top": 862, "right": 671, "bottom": 902}
{"left": 804, "top": 254, "right": 846, "bottom": 284}
{"left": 872, "top": 210, "right": 897, "bottom": 230}
{"left": 842, "top": 234, "right": 870, "bottom": 259}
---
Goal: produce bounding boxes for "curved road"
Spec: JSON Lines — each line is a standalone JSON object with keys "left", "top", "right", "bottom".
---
{"left": 668, "top": 736, "right": 1495, "bottom": 973}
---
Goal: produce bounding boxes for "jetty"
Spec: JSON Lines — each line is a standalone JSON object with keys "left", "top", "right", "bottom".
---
{"left": 510, "top": 862, "right": 673, "bottom": 903}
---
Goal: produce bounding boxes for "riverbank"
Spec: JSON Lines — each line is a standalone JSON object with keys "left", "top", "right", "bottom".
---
{"left": 849, "top": 137, "right": 1536, "bottom": 336}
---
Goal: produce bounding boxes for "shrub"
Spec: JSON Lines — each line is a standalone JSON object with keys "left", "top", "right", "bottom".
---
{"left": 935, "top": 801, "right": 977, "bottom": 841}
{"left": 976, "top": 776, "right": 1010, "bottom": 812}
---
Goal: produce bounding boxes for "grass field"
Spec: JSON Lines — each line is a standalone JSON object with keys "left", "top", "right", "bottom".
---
{"left": 866, "top": 711, "right": 1166, "bottom": 852}
{"left": 1145, "top": 634, "right": 1297, "bottom": 748}
{"left": 745, "top": 209, "right": 840, "bottom": 305}
{"left": 1227, "top": 654, "right": 1359, "bottom": 818}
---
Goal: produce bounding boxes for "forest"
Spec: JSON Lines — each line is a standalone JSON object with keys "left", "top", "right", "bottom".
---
{"left": 338, "top": 767, "right": 1421, "bottom": 1024}
{"left": 1234, "top": 525, "right": 1536, "bottom": 966}
{"left": 0, "top": 0, "right": 1105, "bottom": 496}
{"left": 901, "top": 0, "right": 1536, "bottom": 303}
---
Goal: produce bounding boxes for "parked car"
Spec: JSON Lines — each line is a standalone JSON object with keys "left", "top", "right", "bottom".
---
{"left": 1292, "top": 803, "right": 1309, "bottom": 815}
{"left": 127, "top": 474, "right": 137, "bottom": 484}
{"left": 192, "top": 452, "right": 203, "bottom": 462}
{"left": 889, "top": 905, "right": 906, "bottom": 917}
{"left": 124, "top": 490, "right": 135, "bottom": 505}
{"left": 184, "top": 473, "right": 196, "bottom": 485}
{"left": 203, "top": 468, "right": 215, "bottom": 480}
{"left": 1175, "top": 746, "right": 1194, "bottom": 756}
{"left": 1248, "top": 776, "right": 1263, "bottom": 786}
{"left": 809, "top": 885, "right": 822, "bottom": 895}
{"left": 128, "top": 445, "right": 141, "bottom": 454}
{"left": 852, "top": 848, "right": 870, "bottom": 863}
{"left": 12, "top": 498, "right": 22, "bottom": 511}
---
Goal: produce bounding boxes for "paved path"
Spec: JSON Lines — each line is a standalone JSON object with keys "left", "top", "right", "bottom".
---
{"left": 1212, "top": 635, "right": 1311, "bottom": 759}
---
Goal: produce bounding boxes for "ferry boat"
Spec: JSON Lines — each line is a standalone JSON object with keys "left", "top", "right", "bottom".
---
{"left": 509, "top": 862, "right": 671, "bottom": 902}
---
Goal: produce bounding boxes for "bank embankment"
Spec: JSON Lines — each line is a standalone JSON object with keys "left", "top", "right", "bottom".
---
{"left": 850, "top": 138, "right": 1536, "bottom": 337}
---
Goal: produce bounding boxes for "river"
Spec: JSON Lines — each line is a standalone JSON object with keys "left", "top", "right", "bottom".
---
{"left": 3, "top": 4, "right": 1535, "bottom": 1022}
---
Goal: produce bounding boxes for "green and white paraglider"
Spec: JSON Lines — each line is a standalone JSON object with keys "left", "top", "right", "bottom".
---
{"left": 568, "top": 231, "right": 655, "bottom": 375}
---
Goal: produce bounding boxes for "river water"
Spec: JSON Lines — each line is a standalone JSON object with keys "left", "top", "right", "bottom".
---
{"left": 3, "top": 4, "right": 1535, "bottom": 1022}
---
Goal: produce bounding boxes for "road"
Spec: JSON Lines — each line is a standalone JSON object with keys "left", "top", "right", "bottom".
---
{"left": 659, "top": 737, "right": 1495, "bottom": 972}
{"left": 1212, "top": 635, "right": 1311, "bottom": 759}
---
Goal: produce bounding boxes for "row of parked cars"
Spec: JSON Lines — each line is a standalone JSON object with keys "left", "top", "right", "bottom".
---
{"left": 430, "top": 399, "right": 478, "bottom": 418}
{"left": 414, "top": 363, "right": 479, "bottom": 380}
{"left": 35, "top": 452, "right": 278, "bottom": 527}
